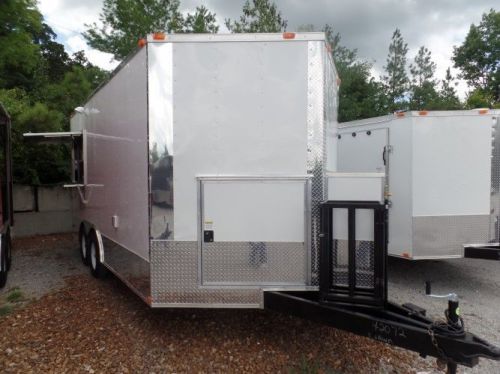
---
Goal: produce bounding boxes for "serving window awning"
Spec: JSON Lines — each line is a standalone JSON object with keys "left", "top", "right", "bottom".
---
{"left": 23, "top": 131, "right": 82, "bottom": 145}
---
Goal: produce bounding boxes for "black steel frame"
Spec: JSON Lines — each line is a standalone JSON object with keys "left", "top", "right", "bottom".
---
{"left": 319, "top": 201, "right": 387, "bottom": 307}
{"left": 264, "top": 200, "right": 500, "bottom": 371}
{"left": 464, "top": 245, "right": 500, "bottom": 261}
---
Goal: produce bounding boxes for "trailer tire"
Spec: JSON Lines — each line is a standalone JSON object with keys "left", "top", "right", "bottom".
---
{"left": 0, "top": 237, "right": 7, "bottom": 288}
{"left": 88, "top": 230, "right": 107, "bottom": 279}
{"left": 79, "top": 224, "right": 89, "bottom": 266}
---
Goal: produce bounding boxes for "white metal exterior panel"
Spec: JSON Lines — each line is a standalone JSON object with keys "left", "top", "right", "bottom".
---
{"left": 412, "top": 115, "right": 492, "bottom": 216}
{"left": 327, "top": 173, "right": 384, "bottom": 203}
{"left": 383, "top": 118, "right": 413, "bottom": 257}
{"left": 173, "top": 41, "right": 309, "bottom": 241}
{"left": 337, "top": 127, "right": 388, "bottom": 173}
{"left": 335, "top": 118, "right": 416, "bottom": 257}
{"left": 203, "top": 180, "right": 305, "bottom": 242}
{"left": 80, "top": 48, "right": 150, "bottom": 261}
{"left": 336, "top": 118, "right": 413, "bottom": 257}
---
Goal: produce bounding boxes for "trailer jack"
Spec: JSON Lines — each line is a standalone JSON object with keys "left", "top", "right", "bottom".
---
{"left": 264, "top": 201, "right": 500, "bottom": 373}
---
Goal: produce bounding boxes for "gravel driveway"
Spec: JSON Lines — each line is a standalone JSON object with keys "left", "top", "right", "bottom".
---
{"left": 0, "top": 234, "right": 499, "bottom": 373}
{"left": 388, "top": 256, "right": 500, "bottom": 374}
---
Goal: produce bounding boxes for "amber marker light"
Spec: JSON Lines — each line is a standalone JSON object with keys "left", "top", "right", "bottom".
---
{"left": 282, "top": 32, "right": 296, "bottom": 39}
{"left": 153, "top": 32, "right": 166, "bottom": 40}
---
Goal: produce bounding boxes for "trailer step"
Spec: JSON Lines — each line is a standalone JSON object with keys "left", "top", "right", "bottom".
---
{"left": 464, "top": 244, "right": 500, "bottom": 261}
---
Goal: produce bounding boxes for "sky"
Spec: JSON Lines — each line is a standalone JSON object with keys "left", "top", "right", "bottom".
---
{"left": 38, "top": 0, "right": 498, "bottom": 99}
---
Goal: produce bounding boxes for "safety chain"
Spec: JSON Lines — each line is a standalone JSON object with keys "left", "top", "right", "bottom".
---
{"left": 428, "top": 320, "right": 449, "bottom": 360}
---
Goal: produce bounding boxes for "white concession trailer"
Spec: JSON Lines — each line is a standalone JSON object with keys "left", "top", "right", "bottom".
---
{"left": 27, "top": 33, "right": 340, "bottom": 307}
{"left": 23, "top": 34, "right": 500, "bottom": 370}
{"left": 336, "top": 111, "right": 499, "bottom": 259}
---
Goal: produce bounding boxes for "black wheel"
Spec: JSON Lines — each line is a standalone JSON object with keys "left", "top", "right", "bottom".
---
{"left": 88, "top": 230, "right": 107, "bottom": 279}
{"left": 0, "top": 238, "right": 7, "bottom": 288}
{"left": 5, "top": 229, "right": 11, "bottom": 271}
{"left": 79, "top": 224, "right": 89, "bottom": 266}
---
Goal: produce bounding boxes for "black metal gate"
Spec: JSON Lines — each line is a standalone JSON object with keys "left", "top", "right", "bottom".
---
{"left": 319, "top": 201, "right": 388, "bottom": 307}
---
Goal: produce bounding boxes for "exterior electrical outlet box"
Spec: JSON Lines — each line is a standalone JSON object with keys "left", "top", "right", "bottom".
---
{"left": 336, "top": 111, "right": 499, "bottom": 259}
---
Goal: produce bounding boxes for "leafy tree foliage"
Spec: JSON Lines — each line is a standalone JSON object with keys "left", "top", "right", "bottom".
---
{"left": 0, "top": 0, "right": 43, "bottom": 90}
{"left": 465, "top": 89, "right": 493, "bottom": 109}
{"left": 0, "top": 1, "right": 107, "bottom": 185}
{"left": 382, "top": 29, "right": 409, "bottom": 112}
{"left": 323, "top": 25, "right": 386, "bottom": 122}
{"left": 453, "top": 9, "right": 499, "bottom": 104}
{"left": 225, "top": 0, "right": 287, "bottom": 33}
{"left": 84, "top": 0, "right": 219, "bottom": 60}
{"left": 184, "top": 6, "right": 219, "bottom": 33}
{"left": 84, "top": 0, "right": 185, "bottom": 60}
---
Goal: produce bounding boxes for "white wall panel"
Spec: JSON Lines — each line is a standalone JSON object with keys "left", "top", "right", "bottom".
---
{"left": 80, "top": 48, "right": 149, "bottom": 260}
{"left": 173, "top": 41, "right": 309, "bottom": 241}
{"left": 412, "top": 115, "right": 492, "bottom": 216}
{"left": 202, "top": 180, "right": 305, "bottom": 242}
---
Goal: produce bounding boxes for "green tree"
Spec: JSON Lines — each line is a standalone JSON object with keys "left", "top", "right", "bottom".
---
{"left": 225, "top": 0, "right": 287, "bottom": 33}
{"left": 436, "top": 68, "right": 461, "bottom": 109}
{"left": 465, "top": 89, "right": 493, "bottom": 109}
{"left": 184, "top": 6, "right": 219, "bottom": 33}
{"left": 83, "top": 0, "right": 185, "bottom": 60}
{"left": 0, "top": 88, "right": 69, "bottom": 184}
{"left": 323, "top": 25, "right": 386, "bottom": 122}
{"left": 409, "top": 46, "right": 438, "bottom": 110}
{"left": 0, "top": 0, "right": 43, "bottom": 90}
{"left": 382, "top": 29, "right": 409, "bottom": 112}
{"left": 453, "top": 9, "right": 500, "bottom": 104}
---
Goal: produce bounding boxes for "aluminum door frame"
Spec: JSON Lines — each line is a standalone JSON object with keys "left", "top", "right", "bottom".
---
{"left": 196, "top": 175, "right": 312, "bottom": 289}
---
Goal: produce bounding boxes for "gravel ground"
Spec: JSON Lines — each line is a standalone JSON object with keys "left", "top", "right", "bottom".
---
{"left": 0, "top": 234, "right": 498, "bottom": 373}
{"left": 388, "top": 257, "right": 500, "bottom": 374}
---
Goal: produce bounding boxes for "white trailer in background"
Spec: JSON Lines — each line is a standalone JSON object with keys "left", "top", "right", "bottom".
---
{"left": 336, "top": 110, "right": 499, "bottom": 259}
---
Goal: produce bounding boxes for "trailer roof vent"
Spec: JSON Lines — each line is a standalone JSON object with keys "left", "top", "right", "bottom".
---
{"left": 153, "top": 32, "right": 166, "bottom": 40}
{"left": 282, "top": 32, "right": 295, "bottom": 39}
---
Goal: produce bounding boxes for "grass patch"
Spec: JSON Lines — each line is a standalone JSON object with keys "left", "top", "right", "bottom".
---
{"left": 0, "top": 304, "right": 12, "bottom": 316}
{"left": 6, "top": 287, "right": 24, "bottom": 303}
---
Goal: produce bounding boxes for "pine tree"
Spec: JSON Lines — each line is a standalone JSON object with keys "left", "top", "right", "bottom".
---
{"left": 183, "top": 6, "right": 219, "bottom": 33}
{"left": 409, "top": 46, "right": 438, "bottom": 110}
{"left": 381, "top": 29, "right": 409, "bottom": 112}
{"left": 438, "top": 67, "right": 461, "bottom": 109}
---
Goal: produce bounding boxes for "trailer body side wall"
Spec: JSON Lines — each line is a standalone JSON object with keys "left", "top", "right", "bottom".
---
{"left": 80, "top": 48, "right": 150, "bottom": 262}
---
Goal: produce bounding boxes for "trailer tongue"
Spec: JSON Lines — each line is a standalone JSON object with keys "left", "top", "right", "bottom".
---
{"left": 264, "top": 200, "right": 500, "bottom": 373}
